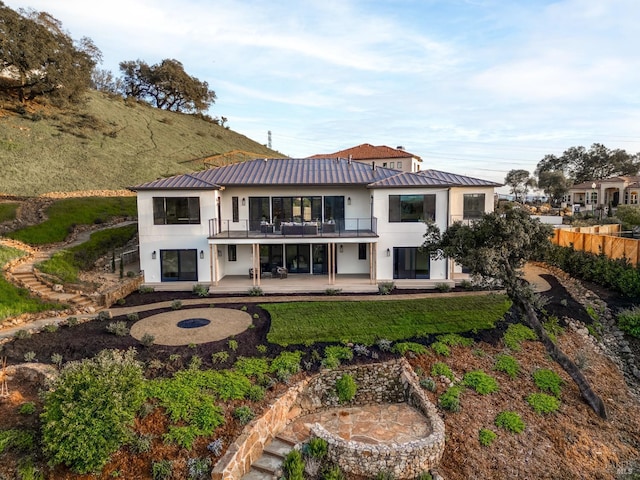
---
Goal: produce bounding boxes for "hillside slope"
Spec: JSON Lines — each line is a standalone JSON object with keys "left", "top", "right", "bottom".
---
{"left": 0, "top": 91, "right": 285, "bottom": 196}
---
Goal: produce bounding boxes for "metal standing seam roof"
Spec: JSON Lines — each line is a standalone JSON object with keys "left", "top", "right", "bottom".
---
{"left": 418, "top": 169, "right": 503, "bottom": 187}
{"left": 130, "top": 158, "right": 500, "bottom": 190}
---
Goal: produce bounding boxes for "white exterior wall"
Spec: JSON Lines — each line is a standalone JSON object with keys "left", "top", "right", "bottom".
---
{"left": 372, "top": 187, "right": 450, "bottom": 281}
{"left": 137, "top": 189, "right": 218, "bottom": 283}
{"left": 448, "top": 186, "right": 495, "bottom": 220}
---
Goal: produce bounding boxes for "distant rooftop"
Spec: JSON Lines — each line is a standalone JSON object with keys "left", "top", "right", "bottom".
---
{"left": 307, "top": 143, "right": 421, "bottom": 162}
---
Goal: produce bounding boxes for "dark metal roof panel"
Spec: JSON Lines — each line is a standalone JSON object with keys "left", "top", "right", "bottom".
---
{"left": 367, "top": 172, "right": 452, "bottom": 188}
{"left": 131, "top": 173, "right": 221, "bottom": 190}
{"left": 418, "top": 169, "right": 502, "bottom": 187}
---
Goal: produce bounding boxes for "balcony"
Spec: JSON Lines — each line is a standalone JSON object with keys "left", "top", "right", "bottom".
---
{"left": 449, "top": 215, "right": 482, "bottom": 226}
{"left": 208, "top": 217, "right": 378, "bottom": 239}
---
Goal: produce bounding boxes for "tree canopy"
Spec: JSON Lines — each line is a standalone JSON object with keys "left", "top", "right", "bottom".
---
{"left": 504, "top": 169, "right": 536, "bottom": 203}
{"left": 536, "top": 143, "right": 640, "bottom": 185}
{"left": 0, "top": 2, "right": 100, "bottom": 104}
{"left": 119, "top": 58, "right": 216, "bottom": 114}
{"left": 421, "top": 209, "right": 607, "bottom": 419}
{"left": 537, "top": 170, "right": 570, "bottom": 206}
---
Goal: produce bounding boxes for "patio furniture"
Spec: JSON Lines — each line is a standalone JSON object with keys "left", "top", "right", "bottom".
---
{"left": 276, "top": 266, "right": 288, "bottom": 279}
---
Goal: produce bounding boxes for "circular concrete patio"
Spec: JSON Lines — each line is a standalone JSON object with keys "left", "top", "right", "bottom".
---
{"left": 129, "top": 307, "right": 252, "bottom": 346}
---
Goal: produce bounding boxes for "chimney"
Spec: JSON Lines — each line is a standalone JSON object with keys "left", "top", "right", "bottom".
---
{"left": 372, "top": 162, "right": 376, "bottom": 171}
{"left": 348, "top": 154, "right": 352, "bottom": 165}
{"left": 396, "top": 146, "right": 404, "bottom": 151}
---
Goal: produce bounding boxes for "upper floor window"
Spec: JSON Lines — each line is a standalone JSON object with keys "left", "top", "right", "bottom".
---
{"left": 232, "top": 197, "right": 239, "bottom": 222}
{"left": 463, "top": 194, "right": 485, "bottom": 219}
{"left": 397, "top": 161, "right": 402, "bottom": 170}
{"left": 153, "top": 197, "right": 201, "bottom": 225}
{"left": 389, "top": 194, "right": 436, "bottom": 222}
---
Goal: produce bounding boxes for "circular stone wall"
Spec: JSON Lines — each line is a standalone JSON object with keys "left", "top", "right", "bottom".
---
{"left": 129, "top": 308, "right": 252, "bottom": 346}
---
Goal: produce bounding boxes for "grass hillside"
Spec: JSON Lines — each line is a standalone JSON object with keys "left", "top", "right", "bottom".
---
{"left": 0, "top": 91, "right": 285, "bottom": 196}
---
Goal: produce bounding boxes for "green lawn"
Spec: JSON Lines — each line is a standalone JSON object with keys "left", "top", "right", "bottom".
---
{"left": 6, "top": 197, "right": 137, "bottom": 245}
{"left": 264, "top": 294, "right": 512, "bottom": 346}
{"left": 0, "top": 203, "right": 19, "bottom": 223}
{"left": 0, "top": 246, "right": 66, "bottom": 320}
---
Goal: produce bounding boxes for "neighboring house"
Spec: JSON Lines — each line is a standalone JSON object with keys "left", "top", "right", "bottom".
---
{"left": 308, "top": 143, "right": 423, "bottom": 173}
{"left": 565, "top": 176, "right": 640, "bottom": 213}
{"left": 130, "top": 158, "right": 500, "bottom": 290}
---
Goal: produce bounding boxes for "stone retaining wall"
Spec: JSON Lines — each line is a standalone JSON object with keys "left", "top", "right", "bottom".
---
{"left": 101, "top": 275, "right": 145, "bottom": 307}
{"left": 212, "top": 359, "right": 444, "bottom": 480}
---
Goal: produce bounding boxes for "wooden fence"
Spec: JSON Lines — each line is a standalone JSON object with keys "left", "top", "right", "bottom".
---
{"left": 552, "top": 224, "right": 640, "bottom": 266}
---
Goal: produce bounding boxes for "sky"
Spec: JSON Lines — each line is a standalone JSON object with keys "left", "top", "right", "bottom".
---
{"left": 5, "top": 0, "right": 640, "bottom": 186}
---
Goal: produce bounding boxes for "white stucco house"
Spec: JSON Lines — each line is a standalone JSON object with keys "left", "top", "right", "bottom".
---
{"left": 130, "top": 158, "right": 500, "bottom": 292}
{"left": 566, "top": 176, "right": 640, "bottom": 214}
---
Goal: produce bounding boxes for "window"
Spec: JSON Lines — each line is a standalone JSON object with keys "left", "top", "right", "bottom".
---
{"left": 153, "top": 197, "right": 200, "bottom": 225}
{"left": 160, "top": 249, "right": 198, "bottom": 281}
{"left": 383, "top": 162, "right": 388, "bottom": 167}
{"left": 232, "top": 197, "right": 239, "bottom": 222}
{"left": 390, "top": 162, "right": 395, "bottom": 169}
{"left": 228, "top": 245, "right": 237, "bottom": 261}
{"left": 397, "top": 161, "right": 402, "bottom": 169}
{"left": 389, "top": 195, "right": 436, "bottom": 222}
{"left": 323, "top": 196, "right": 345, "bottom": 224}
{"left": 463, "top": 194, "right": 485, "bottom": 219}
{"left": 358, "top": 243, "right": 367, "bottom": 260}
{"left": 393, "top": 247, "right": 429, "bottom": 279}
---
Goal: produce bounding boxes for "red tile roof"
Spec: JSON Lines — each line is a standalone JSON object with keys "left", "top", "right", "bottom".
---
{"left": 308, "top": 143, "right": 421, "bottom": 161}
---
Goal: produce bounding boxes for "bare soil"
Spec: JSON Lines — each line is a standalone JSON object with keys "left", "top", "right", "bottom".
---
{"left": 1, "top": 276, "right": 639, "bottom": 479}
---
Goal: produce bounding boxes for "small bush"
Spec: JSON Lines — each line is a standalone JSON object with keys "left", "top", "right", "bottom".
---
{"left": 420, "top": 377, "right": 437, "bottom": 392}
{"left": 187, "top": 456, "right": 211, "bottom": 480}
{"left": 527, "top": 392, "right": 561, "bottom": 414}
{"left": 127, "top": 313, "right": 139, "bottom": 321}
{"left": 66, "top": 317, "right": 78, "bottom": 327}
{"left": 495, "top": 411, "right": 525, "bottom": 433}
{"left": 234, "top": 357, "right": 269, "bottom": 378}
{"left": 459, "top": 279, "right": 473, "bottom": 290}
{"left": 43, "top": 324, "right": 58, "bottom": 333}
{"left": 323, "top": 466, "right": 345, "bottom": 480}
{"left": 151, "top": 460, "right": 172, "bottom": 480}
{"left": 436, "top": 333, "right": 474, "bottom": 347}
{"left": 435, "top": 282, "right": 451, "bottom": 292}
{"left": 439, "top": 385, "right": 463, "bottom": 412}
{"left": 532, "top": 368, "right": 563, "bottom": 397}
{"left": 431, "top": 362, "right": 455, "bottom": 381}
{"left": 140, "top": 333, "right": 155, "bottom": 347}
{"left": 256, "top": 344, "right": 268, "bottom": 354}
{"left": 170, "top": 300, "right": 182, "bottom": 310}
{"left": 323, "top": 345, "right": 353, "bottom": 368}
{"left": 618, "top": 306, "right": 640, "bottom": 338}
{"left": 116, "top": 298, "right": 126, "bottom": 305}
{"left": 14, "top": 329, "right": 31, "bottom": 340}
{"left": 321, "top": 355, "right": 341, "bottom": 369}
{"left": 247, "top": 385, "right": 265, "bottom": 401}
{"left": 543, "top": 315, "right": 565, "bottom": 342}
{"left": 19, "top": 402, "right": 36, "bottom": 415}
{"left": 431, "top": 342, "right": 450, "bottom": 356}
{"left": 463, "top": 370, "right": 499, "bottom": 395}
{"left": 130, "top": 433, "right": 153, "bottom": 454}
{"left": 353, "top": 344, "right": 369, "bottom": 356}
{"left": 503, "top": 323, "right": 537, "bottom": 351}
{"left": 376, "top": 338, "right": 392, "bottom": 351}
{"left": 211, "top": 351, "right": 230, "bottom": 364}
{"left": 392, "top": 342, "right": 427, "bottom": 356}
{"left": 478, "top": 428, "right": 497, "bottom": 446}
{"left": 283, "top": 449, "right": 304, "bottom": 480}
{"left": 206, "top": 438, "right": 224, "bottom": 456}
{"left": 494, "top": 354, "right": 520, "bottom": 379}
{"left": 188, "top": 355, "right": 202, "bottom": 370}
{"left": 192, "top": 284, "right": 209, "bottom": 297}
{"left": 377, "top": 281, "right": 395, "bottom": 295}
{"left": 269, "top": 351, "right": 302, "bottom": 380}
{"left": 0, "top": 429, "right": 34, "bottom": 454}
{"left": 305, "top": 437, "right": 328, "bottom": 459}
{"left": 163, "top": 425, "right": 200, "bottom": 450}
{"left": 97, "top": 311, "right": 112, "bottom": 321}
{"left": 23, "top": 351, "right": 36, "bottom": 362}
{"left": 228, "top": 339, "right": 238, "bottom": 351}
{"left": 325, "top": 288, "right": 342, "bottom": 295}
{"left": 139, "top": 286, "right": 155, "bottom": 294}
{"left": 233, "top": 406, "right": 255, "bottom": 425}
{"left": 335, "top": 374, "right": 357, "bottom": 403}
{"left": 248, "top": 286, "right": 264, "bottom": 296}
{"left": 106, "top": 321, "right": 129, "bottom": 336}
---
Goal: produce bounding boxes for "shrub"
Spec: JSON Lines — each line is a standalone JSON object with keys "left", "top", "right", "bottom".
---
{"left": 233, "top": 406, "right": 255, "bottom": 425}
{"left": 392, "top": 342, "right": 428, "bottom": 356}
{"left": 377, "top": 281, "right": 395, "bottom": 295}
{"left": 617, "top": 306, "right": 640, "bottom": 338}
{"left": 325, "top": 288, "right": 342, "bottom": 295}
{"left": 16, "top": 457, "right": 43, "bottom": 480}
{"left": 140, "top": 333, "right": 155, "bottom": 347}
{"left": 431, "top": 362, "right": 455, "bottom": 381}
{"left": 436, "top": 333, "right": 474, "bottom": 347}
{"left": 495, "top": 411, "right": 525, "bottom": 433}
{"left": 170, "top": 300, "right": 182, "bottom": 310}
{"left": 41, "top": 349, "right": 146, "bottom": 474}
{"left": 117, "top": 298, "right": 126, "bottom": 305}
{"left": 106, "top": 321, "right": 129, "bottom": 336}
{"left": 353, "top": 344, "right": 369, "bottom": 356}
{"left": 376, "top": 338, "right": 392, "bottom": 351}
{"left": 248, "top": 286, "right": 264, "bottom": 296}
{"left": 211, "top": 351, "right": 230, "bottom": 364}
{"left": 23, "top": 351, "right": 36, "bottom": 362}
{"left": 256, "top": 344, "right": 268, "bottom": 354}
{"left": 323, "top": 345, "right": 353, "bottom": 368}
{"left": 494, "top": 354, "right": 520, "bottom": 379}
{"left": 532, "top": 368, "right": 563, "bottom": 397}
{"left": 0, "top": 429, "right": 34, "bottom": 454}
{"left": 323, "top": 466, "right": 345, "bottom": 480}
{"left": 127, "top": 312, "right": 139, "bottom": 321}
{"left": 305, "top": 437, "right": 328, "bottom": 459}
{"left": 435, "top": 282, "right": 451, "bottom": 292}
{"left": 543, "top": 315, "right": 565, "bottom": 342}
{"left": 139, "top": 286, "right": 155, "bottom": 294}
{"left": 207, "top": 438, "right": 224, "bottom": 456}
{"left": 187, "top": 456, "right": 211, "bottom": 480}
{"left": 19, "top": 402, "right": 36, "bottom": 415}
{"left": 527, "top": 392, "right": 561, "bottom": 414}
{"left": 163, "top": 425, "right": 200, "bottom": 450}
{"left": 234, "top": 357, "right": 269, "bottom": 378}
{"left": 151, "top": 460, "right": 172, "bottom": 480}
{"left": 97, "top": 311, "right": 112, "bottom": 321}
{"left": 459, "top": 279, "right": 474, "bottom": 290}
{"left": 420, "top": 377, "right": 437, "bottom": 392}
{"left": 503, "top": 323, "right": 537, "bottom": 351}
{"left": 228, "top": 339, "right": 238, "bottom": 351}
{"left": 439, "top": 385, "right": 463, "bottom": 412}
{"left": 188, "top": 355, "right": 202, "bottom": 370}
{"left": 335, "top": 374, "right": 357, "bottom": 403}
{"left": 478, "top": 428, "right": 497, "bottom": 446}
{"left": 43, "top": 323, "right": 58, "bottom": 333}
{"left": 321, "top": 355, "right": 341, "bottom": 369}
{"left": 283, "top": 449, "right": 304, "bottom": 480}
{"left": 247, "top": 385, "right": 265, "bottom": 401}
{"left": 130, "top": 433, "right": 153, "bottom": 454}
{"left": 269, "top": 351, "right": 302, "bottom": 380}
{"left": 463, "top": 370, "right": 499, "bottom": 395}
{"left": 192, "top": 284, "right": 209, "bottom": 297}
{"left": 66, "top": 316, "right": 78, "bottom": 326}
{"left": 431, "top": 342, "right": 450, "bottom": 357}
{"left": 14, "top": 329, "right": 31, "bottom": 340}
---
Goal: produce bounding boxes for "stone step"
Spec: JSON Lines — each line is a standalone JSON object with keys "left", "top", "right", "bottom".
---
{"left": 240, "top": 468, "right": 276, "bottom": 480}
{"left": 252, "top": 452, "right": 285, "bottom": 475}
{"left": 264, "top": 437, "right": 295, "bottom": 458}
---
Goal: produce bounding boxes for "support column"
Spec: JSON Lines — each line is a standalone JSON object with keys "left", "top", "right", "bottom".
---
{"left": 328, "top": 242, "right": 335, "bottom": 285}
{"left": 210, "top": 244, "right": 217, "bottom": 287}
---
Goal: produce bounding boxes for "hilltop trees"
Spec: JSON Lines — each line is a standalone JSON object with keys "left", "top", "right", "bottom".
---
{"left": 504, "top": 169, "right": 536, "bottom": 203}
{"left": 0, "top": 2, "right": 100, "bottom": 104}
{"left": 119, "top": 59, "right": 216, "bottom": 114}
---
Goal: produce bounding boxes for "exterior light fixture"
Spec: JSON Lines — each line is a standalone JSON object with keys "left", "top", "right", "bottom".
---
{"left": 347, "top": 196, "right": 351, "bottom": 205}
{"left": 339, "top": 245, "right": 344, "bottom": 253}
{"left": 242, "top": 198, "right": 246, "bottom": 206}
{"left": 217, "top": 249, "right": 222, "bottom": 257}
{"left": 200, "top": 250, "right": 205, "bottom": 259}
{"left": 152, "top": 250, "right": 156, "bottom": 259}
{"left": 386, "top": 248, "right": 391, "bottom": 257}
